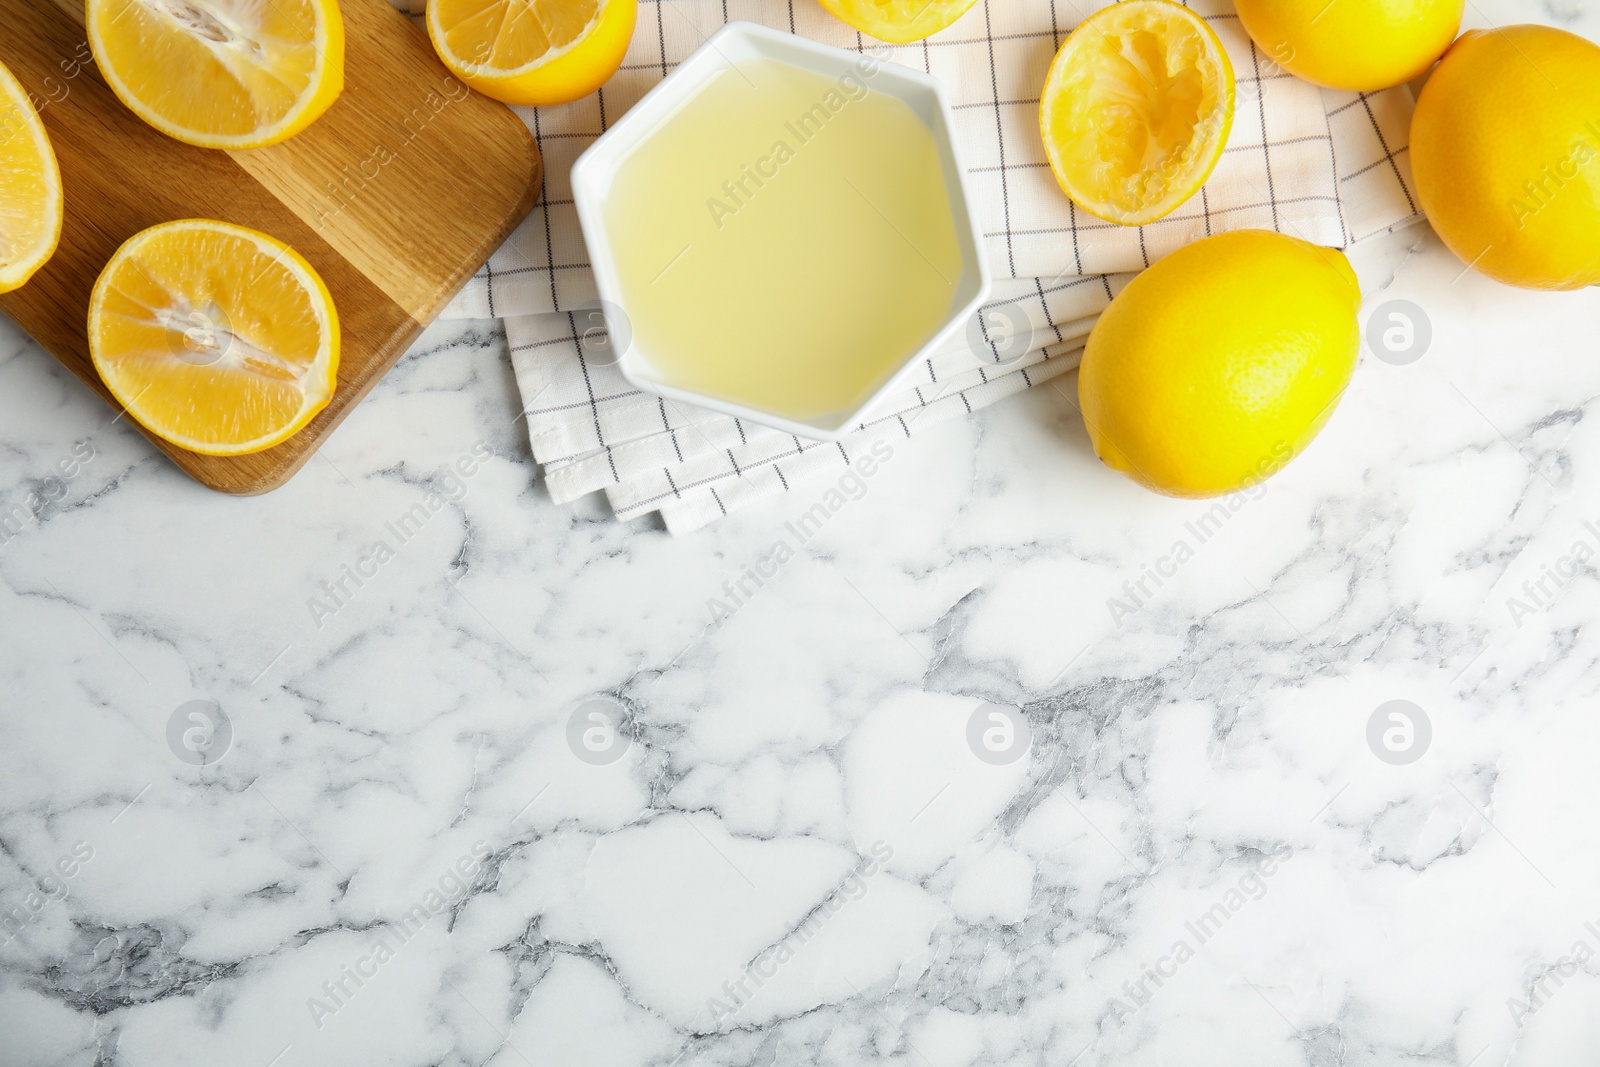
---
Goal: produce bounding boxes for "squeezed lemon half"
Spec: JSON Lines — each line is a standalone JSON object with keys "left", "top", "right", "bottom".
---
{"left": 88, "top": 220, "right": 340, "bottom": 456}
{"left": 1040, "top": 0, "right": 1234, "bottom": 227}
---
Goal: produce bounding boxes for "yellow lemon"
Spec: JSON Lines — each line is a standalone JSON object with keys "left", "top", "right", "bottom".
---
{"left": 1234, "top": 0, "right": 1462, "bottom": 92}
{"left": 1411, "top": 25, "right": 1600, "bottom": 291}
{"left": 816, "top": 0, "right": 978, "bottom": 44}
{"left": 88, "top": 0, "right": 345, "bottom": 150}
{"left": 1040, "top": 0, "right": 1234, "bottom": 227}
{"left": 427, "top": 0, "right": 637, "bottom": 107}
{"left": 1078, "top": 230, "right": 1361, "bottom": 498}
{"left": 89, "top": 220, "right": 340, "bottom": 457}
{"left": 0, "top": 60, "right": 63, "bottom": 293}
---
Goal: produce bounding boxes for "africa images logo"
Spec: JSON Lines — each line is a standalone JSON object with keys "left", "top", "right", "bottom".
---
{"left": 166, "top": 700, "right": 232, "bottom": 767}
{"left": 704, "top": 54, "right": 883, "bottom": 231}
{"left": 1508, "top": 119, "right": 1600, "bottom": 231}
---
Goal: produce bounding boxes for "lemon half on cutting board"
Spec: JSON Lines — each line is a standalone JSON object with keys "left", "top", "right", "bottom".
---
{"left": 89, "top": 220, "right": 340, "bottom": 457}
{"left": 0, "top": 60, "right": 63, "bottom": 293}
{"left": 1040, "top": 0, "right": 1234, "bottom": 226}
{"left": 87, "top": 0, "right": 345, "bottom": 149}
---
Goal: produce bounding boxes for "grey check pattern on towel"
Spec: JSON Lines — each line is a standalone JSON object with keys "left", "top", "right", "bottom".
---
{"left": 390, "top": 0, "right": 1425, "bottom": 531}
{"left": 432, "top": 0, "right": 1359, "bottom": 319}
{"left": 508, "top": 273, "right": 1122, "bottom": 529}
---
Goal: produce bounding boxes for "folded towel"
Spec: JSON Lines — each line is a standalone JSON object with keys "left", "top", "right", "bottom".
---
{"left": 434, "top": 0, "right": 1368, "bottom": 318}
{"left": 506, "top": 273, "right": 1121, "bottom": 531}
{"left": 397, "top": 0, "right": 1424, "bottom": 531}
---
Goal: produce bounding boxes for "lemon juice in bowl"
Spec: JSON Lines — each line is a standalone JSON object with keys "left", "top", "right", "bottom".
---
{"left": 571, "top": 23, "right": 988, "bottom": 439}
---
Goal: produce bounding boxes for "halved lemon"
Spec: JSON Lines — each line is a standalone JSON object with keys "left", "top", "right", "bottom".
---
{"left": 0, "top": 60, "right": 63, "bottom": 293}
{"left": 426, "top": 0, "right": 638, "bottom": 107}
{"left": 817, "top": 0, "right": 979, "bottom": 44}
{"left": 87, "top": 0, "right": 345, "bottom": 150}
{"left": 1040, "top": 0, "right": 1234, "bottom": 226}
{"left": 89, "top": 220, "right": 340, "bottom": 456}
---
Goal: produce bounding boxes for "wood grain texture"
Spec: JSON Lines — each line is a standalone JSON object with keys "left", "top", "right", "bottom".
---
{"left": 0, "top": 0, "right": 542, "bottom": 493}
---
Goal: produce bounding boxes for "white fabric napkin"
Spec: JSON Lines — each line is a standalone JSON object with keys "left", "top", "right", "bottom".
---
{"left": 433, "top": 0, "right": 1358, "bottom": 318}
{"left": 393, "top": 0, "right": 1424, "bottom": 532}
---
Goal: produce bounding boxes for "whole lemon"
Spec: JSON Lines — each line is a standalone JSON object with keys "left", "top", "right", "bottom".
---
{"left": 1410, "top": 26, "right": 1600, "bottom": 291}
{"left": 1078, "top": 230, "right": 1361, "bottom": 498}
{"left": 1234, "top": 0, "right": 1462, "bottom": 92}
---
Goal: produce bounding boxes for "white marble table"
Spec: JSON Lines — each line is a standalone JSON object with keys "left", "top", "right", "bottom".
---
{"left": 6, "top": 8, "right": 1600, "bottom": 1065}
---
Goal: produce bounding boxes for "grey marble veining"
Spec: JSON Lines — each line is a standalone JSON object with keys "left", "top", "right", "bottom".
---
{"left": 6, "top": 3, "right": 1600, "bottom": 1061}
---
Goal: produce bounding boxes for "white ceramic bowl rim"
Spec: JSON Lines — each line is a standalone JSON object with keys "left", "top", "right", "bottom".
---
{"left": 570, "top": 20, "right": 992, "bottom": 442}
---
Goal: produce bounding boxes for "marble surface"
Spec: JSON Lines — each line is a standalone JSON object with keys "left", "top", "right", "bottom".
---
{"left": 7, "top": 7, "right": 1600, "bottom": 1066}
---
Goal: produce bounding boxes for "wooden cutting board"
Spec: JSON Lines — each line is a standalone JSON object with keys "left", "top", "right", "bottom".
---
{"left": 0, "top": 0, "right": 542, "bottom": 493}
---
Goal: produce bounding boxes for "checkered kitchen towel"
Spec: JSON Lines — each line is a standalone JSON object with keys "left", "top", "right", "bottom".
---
{"left": 430, "top": 0, "right": 1376, "bottom": 318}
{"left": 394, "top": 0, "right": 1423, "bottom": 531}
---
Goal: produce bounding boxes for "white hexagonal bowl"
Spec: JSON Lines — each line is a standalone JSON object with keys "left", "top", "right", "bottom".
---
{"left": 569, "top": 21, "right": 991, "bottom": 441}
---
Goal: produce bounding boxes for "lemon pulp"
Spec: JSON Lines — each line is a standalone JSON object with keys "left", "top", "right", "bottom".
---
{"left": 89, "top": 220, "right": 339, "bottom": 456}
{"left": 426, "top": 0, "right": 637, "bottom": 106}
{"left": 0, "top": 60, "right": 63, "bottom": 292}
{"left": 1041, "top": 0, "right": 1234, "bottom": 226}
{"left": 88, "top": 0, "right": 344, "bottom": 149}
